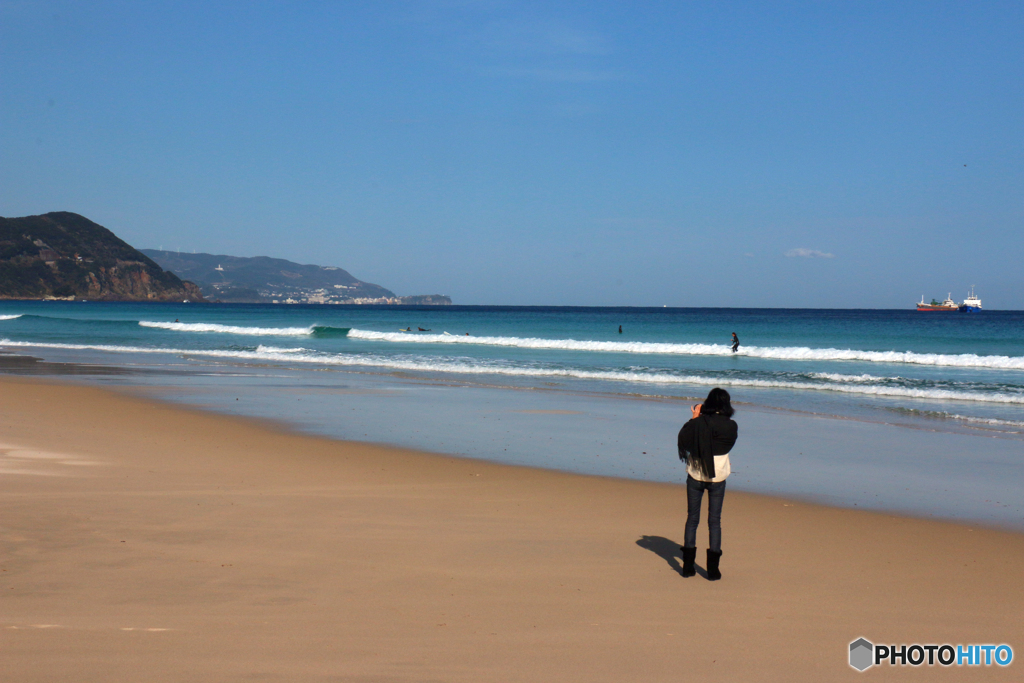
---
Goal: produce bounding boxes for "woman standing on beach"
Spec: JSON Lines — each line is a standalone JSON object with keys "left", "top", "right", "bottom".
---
{"left": 678, "top": 388, "right": 738, "bottom": 581}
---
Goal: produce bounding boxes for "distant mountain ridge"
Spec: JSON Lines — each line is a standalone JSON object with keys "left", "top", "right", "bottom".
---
{"left": 141, "top": 250, "right": 451, "bottom": 305}
{"left": 0, "top": 212, "right": 203, "bottom": 301}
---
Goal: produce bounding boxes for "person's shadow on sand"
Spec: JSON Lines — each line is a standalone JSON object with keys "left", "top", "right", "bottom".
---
{"left": 636, "top": 535, "right": 707, "bottom": 579}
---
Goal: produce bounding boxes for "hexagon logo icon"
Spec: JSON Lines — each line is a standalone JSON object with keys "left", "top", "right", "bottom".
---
{"left": 849, "top": 638, "right": 874, "bottom": 671}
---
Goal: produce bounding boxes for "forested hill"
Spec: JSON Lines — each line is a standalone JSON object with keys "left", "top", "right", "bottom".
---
{"left": 0, "top": 212, "right": 203, "bottom": 301}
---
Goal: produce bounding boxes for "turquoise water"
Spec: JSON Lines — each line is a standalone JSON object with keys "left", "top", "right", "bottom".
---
{"left": 2, "top": 301, "right": 1022, "bottom": 528}
{"left": 1, "top": 301, "right": 1023, "bottom": 432}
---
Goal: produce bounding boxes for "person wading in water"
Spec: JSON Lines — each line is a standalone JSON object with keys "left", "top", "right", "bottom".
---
{"left": 677, "top": 387, "right": 738, "bottom": 580}
{"left": 731, "top": 332, "right": 740, "bottom": 353}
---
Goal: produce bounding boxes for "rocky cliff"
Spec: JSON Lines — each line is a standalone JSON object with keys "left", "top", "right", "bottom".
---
{"left": 0, "top": 212, "right": 204, "bottom": 302}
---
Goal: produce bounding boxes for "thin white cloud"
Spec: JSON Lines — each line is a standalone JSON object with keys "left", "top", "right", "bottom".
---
{"left": 785, "top": 248, "right": 835, "bottom": 259}
{"left": 549, "top": 101, "right": 600, "bottom": 117}
{"left": 487, "top": 66, "right": 623, "bottom": 82}
{"left": 475, "top": 20, "right": 609, "bottom": 56}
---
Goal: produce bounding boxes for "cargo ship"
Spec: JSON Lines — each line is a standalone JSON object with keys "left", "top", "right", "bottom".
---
{"left": 959, "top": 287, "right": 982, "bottom": 312}
{"left": 916, "top": 294, "right": 958, "bottom": 311}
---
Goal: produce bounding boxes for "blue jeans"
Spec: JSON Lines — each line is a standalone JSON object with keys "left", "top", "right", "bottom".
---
{"left": 684, "top": 475, "right": 726, "bottom": 552}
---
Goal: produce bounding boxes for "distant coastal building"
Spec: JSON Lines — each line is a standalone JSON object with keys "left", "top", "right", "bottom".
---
{"left": 141, "top": 249, "right": 451, "bottom": 305}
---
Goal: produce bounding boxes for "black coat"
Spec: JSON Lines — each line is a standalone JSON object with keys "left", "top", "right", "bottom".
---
{"left": 678, "top": 413, "right": 738, "bottom": 478}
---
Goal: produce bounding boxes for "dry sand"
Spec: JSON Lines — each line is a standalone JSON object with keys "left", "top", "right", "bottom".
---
{"left": 0, "top": 377, "right": 1021, "bottom": 681}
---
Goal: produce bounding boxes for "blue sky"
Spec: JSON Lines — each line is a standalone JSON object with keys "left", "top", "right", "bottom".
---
{"left": 1, "top": 1, "right": 1021, "bottom": 307}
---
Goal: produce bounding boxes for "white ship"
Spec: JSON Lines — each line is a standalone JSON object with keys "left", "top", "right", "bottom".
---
{"left": 959, "top": 287, "right": 982, "bottom": 312}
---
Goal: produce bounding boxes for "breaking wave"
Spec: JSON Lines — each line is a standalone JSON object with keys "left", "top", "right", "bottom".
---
{"left": 0, "top": 314, "right": 23, "bottom": 321}
{"left": 255, "top": 345, "right": 310, "bottom": 354}
{"left": 139, "top": 321, "right": 349, "bottom": 337}
{"left": 885, "top": 408, "right": 1024, "bottom": 429}
{"left": 346, "top": 329, "right": 1024, "bottom": 370}
{"left": 2, "top": 338, "right": 1022, "bottom": 405}
{"left": 140, "top": 321, "right": 313, "bottom": 335}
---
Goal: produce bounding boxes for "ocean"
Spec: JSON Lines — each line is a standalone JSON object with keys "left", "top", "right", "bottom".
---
{"left": 1, "top": 301, "right": 1022, "bottom": 528}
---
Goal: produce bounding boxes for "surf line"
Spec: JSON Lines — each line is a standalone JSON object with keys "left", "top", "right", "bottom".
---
{"left": 138, "top": 321, "right": 350, "bottom": 337}
{"left": 345, "top": 329, "right": 1024, "bottom": 371}
{"left": 2, "top": 338, "right": 1023, "bottom": 405}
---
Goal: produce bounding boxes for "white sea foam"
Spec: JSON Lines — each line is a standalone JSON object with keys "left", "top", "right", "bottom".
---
{"left": 933, "top": 413, "right": 1024, "bottom": 428}
{"left": 0, "top": 314, "right": 22, "bottom": 321}
{"left": 347, "top": 329, "right": 1024, "bottom": 370}
{"left": 255, "top": 345, "right": 309, "bottom": 353}
{"left": 2, "top": 338, "right": 1022, "bottom": 405}
{"left": 140, "top": 321, "right": 315, "bottom": 336}
{"left": 947, "top": 415, "right": 1024, "bottom": 428}
{"left": 809, "top": 372, "right": 897, "bottom": 383}
{"left": 887, "top": 409, "right": 1024, "bottom": 429}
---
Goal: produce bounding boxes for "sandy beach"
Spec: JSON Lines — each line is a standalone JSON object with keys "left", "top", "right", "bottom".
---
{"left": 1, "top": 376, "right": 1021, "bottom": 681}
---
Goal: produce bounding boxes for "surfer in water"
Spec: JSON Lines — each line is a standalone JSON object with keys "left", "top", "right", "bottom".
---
{"left": 619, "top": 325, "right": 623, "bottom": 334}
{"left": 731, "top": 332, "right": 739, "bottom": 353}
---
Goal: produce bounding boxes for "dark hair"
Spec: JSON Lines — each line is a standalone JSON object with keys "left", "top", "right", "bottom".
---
{"left": 702, "top": 387, "right": 734, "bottom": 417}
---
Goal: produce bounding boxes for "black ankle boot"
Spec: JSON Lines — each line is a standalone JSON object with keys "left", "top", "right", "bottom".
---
{"left": 680, "top": 546, "right": 697, "bottom": 577}
{"left": 706, "top": 549, "right": 722, "bottom": 580}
